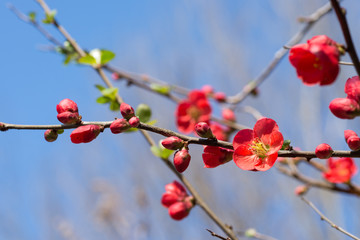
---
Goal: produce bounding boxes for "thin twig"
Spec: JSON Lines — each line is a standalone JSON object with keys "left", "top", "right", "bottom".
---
{"left": 330, "top": 0, "right": 360, "bottom": 77}
{"left": 207, "top": 229, "right": 231, "bottom": 240}
{"left": 227, "top": 1, "right": 334, "bottom": 105}
{"left": 300, "top": 196, "right": 360, "bottom": 240}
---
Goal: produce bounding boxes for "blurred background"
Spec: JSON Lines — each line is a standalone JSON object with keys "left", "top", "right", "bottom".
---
{"left": 0, "top": 0, "right": 360, "bottom": 239}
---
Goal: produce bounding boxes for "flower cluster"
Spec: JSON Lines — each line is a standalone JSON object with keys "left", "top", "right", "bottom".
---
{"left": 329, "top": 76, "right": 360, "bottom": 119}
{"left": 344, "top": 130, "right": 360, "bottom": 150}
{"left": 323, "top": 158, "right": 358, "bottom": 183}
{"left": 232, "top": 118, "right": 284, "bottom": 171}
{"left": 56, "top": 98, "right": 82, "bottom": 124}
{"left": 161, "top": 181, "right": 194, "bottom": 220}
{"left": 289, "top": 35, "right": 341, "bottom": 86}
{"left": 110, "top": 103, "right": 140, "bottom": 133}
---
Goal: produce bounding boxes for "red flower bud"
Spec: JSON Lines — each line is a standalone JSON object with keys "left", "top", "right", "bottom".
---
{"left": 329, "top": 98, "right": 360, "bottom": 119}
{"left": 201, "top": 85, "right": 214, "bottom": 95}
{"left": 344, "top": 130, "right": 358, "bottom": 143}
{"left": 111, "top": 72, "right": 120, "bottom": 80}
{"left": 120, "top": 103, "right": 135, "bottom": 120}
{"left": 44, "top": 129, "right": 58, "bottom": 142}
{"left": 194, "top": 122, "right": 214, "bottom": 138}
{"left": 70, "top": 125, "right": 101, "bottom": 144}
{"left": 173, "top": 149, "right": 191, "bottom": 173}
{"left": 110, "top": 119, "right": 130, "bottom": 134}
{"left": 128, "top": 116, "right": 140, "bottom": 127}
{"left": 161, "top": 136, "right": 184, "bottom": 150}
{"left": 57, "top": 111, "right": 81, "bottom": 125}
{"left": 315, "top": 143, "right": 333, "bottom": 159}
{"left": 168, "top": 201, "right": 191, "bottom": 220}
{"left": 202, "top": 146, "right": 233, "bottom": 168}
{"left": 222, "top": 108, "right": 236, "bottom": 122}
{"left": 56, "top": 99, "right": 78, "bottom": 114}
{"left": 214, "top": 92, "right": 226, "bottom": 102}
{"left": 347, "top": 136, "right": 360, "bottom": 151}
{"left": 294, "top": 185, "right": 308, "bottom": 196}
{"left": 345, "top": 76, "right": 360, "bottom": 102}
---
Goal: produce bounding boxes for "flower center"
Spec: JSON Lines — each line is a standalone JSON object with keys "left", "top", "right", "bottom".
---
{"left": 187, "top": 106, "right": 201, "bottom": 120}
{"left": 249, "top": 138, "right": 269, "bottom": 159}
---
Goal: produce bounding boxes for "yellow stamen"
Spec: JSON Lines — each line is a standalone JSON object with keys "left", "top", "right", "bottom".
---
{"left": 249, "top": 138, "right": 270, "bottom": 159}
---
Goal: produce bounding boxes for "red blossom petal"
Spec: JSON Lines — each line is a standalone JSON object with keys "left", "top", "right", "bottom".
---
{"left": 233, "top": 145, "right": 261, "bottom": 171}
{"left": 345, "top": 76, "right": 360, "bottom": 102}
{"left": 232, "top": 129, "right": 254, "bottom": 150}
{"left": 254, "top": 153, "right": 278, "bottom": 171}
{"left": 261, "top": 131, "right": 284, "bottom": 155}
{"left": 188, "top": 90, "right": 207, "bottom": 103}
{"left": 253, "top": 118, "right": 279, "bottom": 138}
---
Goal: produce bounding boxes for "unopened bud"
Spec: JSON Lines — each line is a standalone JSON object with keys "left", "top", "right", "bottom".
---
{"left": 347, "top": 136, "right": 360, "bottom": 151}
{"left": 57, "top": 111, "right": 81, "bottom": 125}
{"left": 128, "top": 116, "right": 140, "bottom": 127}
{"left": 56, "top": 99, "right": 78, "bottom": 114}
{"left": 110, "top": 118, "right": 130, "bottom": 134}
{"left": 161, "top": 136, "right": 184, "bottom": 150}
{"left": 120, "top": 103, "right": 135, "bottom": 120}
{"left": 329, "top": 98, "right": 360, "bottom": 119}
{"left": 315, "top": 143, "right": 333, "bottom": 159}
{"left": 111, "top": 72, "right": 120, "bottom": 80}
{"left": 44, "top": 129, "right": 58, "bottom": 142}
{"left": 222, "top": 108, "right": 236, "bottom": 122}
{"left": 194, "top": 122, "right": 214, "bottom": 139}
{"left": 173, "top": 149, "right": 191, "bottom": 173}
{"left": 214, "top": 92, "right": 226, "bottom": 102}
{"left": 201, "top": 85, "right": 214, "bottom": 95}
{"left": 344, "top": 130, "right": 358, "bottom": 143}
{"left": 168, "top": 202, "right": 190, "bottom": 220}
{"left": 294, "top": 185, "right": 308, "bottom": 196}
{"left": 70, "top": 125, "right": 101, "bottom": 144}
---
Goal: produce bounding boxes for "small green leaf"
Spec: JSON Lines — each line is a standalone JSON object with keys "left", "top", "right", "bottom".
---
{"left": 100, "top": 50, "right": 115, "bottom": 65}
{"left": 109, "top": 101, "right": 120, "bottom": 111}
{"left": 78, "top": 54, "right": 96, "bottom": 65}
{"left": 136, "top": 104, "right": 152, "bottom": 123}
{"left": 96, "top": 96, "right": 111, "bottom": 104}
{"left": 159, "top": 147, "right": 174, "bottom": 159}
{"left": 95, "top": 84, "right": 106, "bottom": 91}
{"left": 56, "top": 129, "right": 64, "bottom": 134}
{"left": 281, "top": 140, "right": 291, "bottom": 150}
{"left": 150, "top": 142, "right": 174, "bottom": 159}
{"left": 150, "top": 83, "right": 170, "bottom": 95}
{"left": 63, "top": 53, "right": 79, "bottom": 65}
{"left": 124, "top": 128, "right": 138, "bottom": 133}
{"left": 28, "top": 12, "right": 36, "bottom": 22}
{"left": 100, "top": 87, "right": 118, "bottom": 100}
{"left": 42, "top": 9, "right": 56, "bottom": 24}
{"left": 150, "top": 145, "right": 162, "bottom": 158}
{"left": 145, "top": 119, "right": 157, "bottom": 125}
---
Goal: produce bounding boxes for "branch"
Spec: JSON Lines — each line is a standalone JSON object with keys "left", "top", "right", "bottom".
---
{"left": 330, "top": 0, "right": 360, "bottom": 77}
{"left": 300, "top": 196, "right": 360, "bottom": 240}
{"left": 227, "top": 1, "right": 334, "bottom": 105}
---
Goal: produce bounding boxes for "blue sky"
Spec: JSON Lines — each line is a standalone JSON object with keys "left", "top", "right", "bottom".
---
{"left": 1, "top": 0, "right": 360, "bottom": 239}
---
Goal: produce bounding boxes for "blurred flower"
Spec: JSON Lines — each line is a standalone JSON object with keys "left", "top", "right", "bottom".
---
{"left": 294, "top": 185, "right": 308, "bottom": 196}
{"left": 323, "top": 158, "right": 358, "bottom": 183}
{"left": 222, "top": 108, "right": 236, "bottom": 122}
{"left": 232, "top": 118, "right": 284, "bottom": 171}
{"left": 175, "top": 90, "right": 211, "bottom": 133}
{"left": 161, "top": 181, "right": 194, "bottom": 220}
{"left": 210, "top": 122, "right": 228, "bottom": 141}
{"left": 289, "top": 35, "right": 340, "bottom": 86}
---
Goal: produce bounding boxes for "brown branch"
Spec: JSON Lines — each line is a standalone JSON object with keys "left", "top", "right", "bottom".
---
{"left": 227, "top": 1, "right": 334, "bottom": 105}
{"left": 300, "top": 196, "right": 360, "bottom": 240}
{"left": 330, "top": 0, "right": 360, "bottom": 77}
{"left": 207, "top": 229, "right": 232, "bottom": 240}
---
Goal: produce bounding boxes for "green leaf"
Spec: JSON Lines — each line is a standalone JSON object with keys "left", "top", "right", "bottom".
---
{"left": 100, "top": 50, "right": 115, "bottom": 65}
{"left": 136, "top": 104, "right": 152, "bottom": 123}
{"left": 96, "top": 96, "right": 111, "bottom": 104}
{"left": 109, "top": 101, "right": 120, "bottom": 111}
{"left": 124, "top": 127, "right": 138, "bottom": 133}
{"left": 63, "top": 53, "right": 79, "bottom": 65}
{"left": 150, "top": 142, "right": 174, "bottom": 159}
{"left": 77, "top": 54, "right": 96, "bottom": 65}
{"left": 100, "top": 87, "right": 118, "bottom": 100}
{"left": 28, "top": 12, "right": 36, "bottom": 22}
{"left": 150, "top": 83, "right": 170, "bottom": 95}
{"left": 95, "top": 84, "right": 106, "bottom": 91}
{"left": 281, "top": 140, "right": 291, "bottom": 150}
{"left": 145, "top": 119, "right": 157, "bottom": 125}
{"left": 56, "top": 129, "right": 64, "bottom": 134}
{"left": 42, "top": 9, "right": 56, "bottom": 24}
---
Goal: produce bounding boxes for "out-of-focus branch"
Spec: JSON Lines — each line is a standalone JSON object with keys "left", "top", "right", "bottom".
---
{"left": 227, "top": 2, "right": 334, "bottom": 105}
{"left": 277, "top": 165, "right": 360, "bottom": 196}
{"left": 300, "top": 196, "right": 360, "bottom": 240}
{"left": 330, "top": 0, "right": 360, "bottom": 77}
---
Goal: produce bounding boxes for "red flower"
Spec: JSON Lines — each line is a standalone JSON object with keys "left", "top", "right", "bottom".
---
{"left": 176, "top": 90, "right": 212, "bottom": 133}
{"left": 161, "top": 181, "right": 194, "bottom": 221}
{"left": 70, "top": 125, "right": 101, "bottom": 144}
{"left": 345, "top": 76, "right": 360, "bottom": 102}
{"left": 289, "top": 35, "right": 340, "bottom": 86}
{"left": 202, "top": 146, "right": 233, "bottom": 168}
{"left": 232, "top": 118, "right": 284, "bottom": 171}
{"left": 210, "top": 122, "right": 228, "bottom": 141}
{"left": 323, "top": 158, "right": 358, "bottom": 183}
